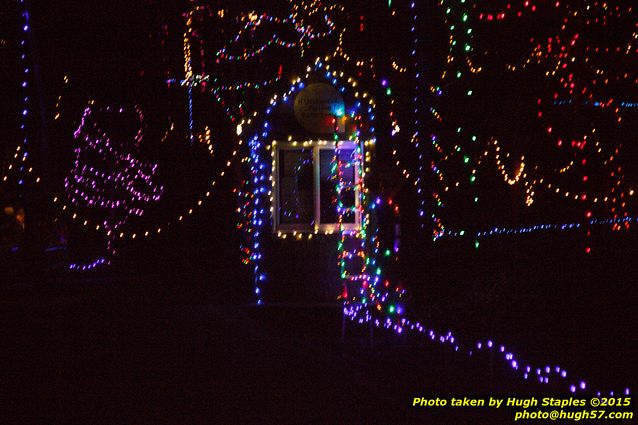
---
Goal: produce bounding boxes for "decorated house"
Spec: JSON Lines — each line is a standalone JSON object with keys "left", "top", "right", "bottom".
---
{"left": 235, "top": 60, "right": 401, "bottom": 304}
{"left": 2, "top": 0, "right": 635, "bottom": 400}
{"left": 154, "top": 1, "right": 407, "bottom": 307}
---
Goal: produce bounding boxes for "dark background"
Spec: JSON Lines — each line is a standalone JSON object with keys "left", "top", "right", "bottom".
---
{"left": 1, "top": 0, "right": 636, "bottom": 422}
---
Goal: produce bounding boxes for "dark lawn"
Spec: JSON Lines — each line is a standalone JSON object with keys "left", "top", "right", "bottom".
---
{"left": 0, "top": 283, "right": 607, "bottom": 425}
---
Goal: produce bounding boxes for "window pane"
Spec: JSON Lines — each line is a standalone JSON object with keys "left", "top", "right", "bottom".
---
{"left": 278, "top": 149, "right": 314, "bottom": 225}
{"left": 319, "top": 148, "right": 356, "bottom": 224}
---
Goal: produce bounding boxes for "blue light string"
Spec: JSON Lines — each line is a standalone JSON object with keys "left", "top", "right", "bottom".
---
{"left": 249, "top": 131, "right": 268, "bottom": 305}
{"left": 4, "top": 0, "right": 33, "bottom": 187}
{"left": 410, "top": 2, "right": 427, "bottom": 226}
{"left": 554, "top": 99, "right": 638, "bottom": 108}
{"left": 438, "top": 216, "right": 638, "bottom": 239}
{"left": 188, "top": 84, "right": 195, "bottom": 145}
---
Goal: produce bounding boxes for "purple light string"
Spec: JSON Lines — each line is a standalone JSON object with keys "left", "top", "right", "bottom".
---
{"left": 65, "top": 105, "right": 163, "bottom": 270}
{"left": 343, "top": 304, "right": 630, "bottom": 397}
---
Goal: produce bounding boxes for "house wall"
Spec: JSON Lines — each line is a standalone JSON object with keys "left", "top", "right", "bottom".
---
{"left": 265, "top": 235, "right": 341, "bottom": 303}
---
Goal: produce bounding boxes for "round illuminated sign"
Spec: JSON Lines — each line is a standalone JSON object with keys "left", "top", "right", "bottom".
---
{"left": 294, "top": 83, "right": 345, "bottom": 134}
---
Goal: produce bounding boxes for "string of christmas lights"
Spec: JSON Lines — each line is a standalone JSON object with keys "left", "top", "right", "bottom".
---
{"left": 426, "top": 0, "right": 638, "bottom": 253}
{"left": 344, "top": 303, "right": 631, "bottom": 397}
{"left": 439, "top": 215, "right": 638, "bottom": 240}
{"left": 63, "top": 105, "right": 163, "bottom": 270}
{"left": 3, "top": 0, "right": 632, "bottom": 400}
{"left": 1, "top": 0, "right": 40, "bottom": 188}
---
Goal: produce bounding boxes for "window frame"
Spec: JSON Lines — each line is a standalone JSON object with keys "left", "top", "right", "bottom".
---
{"left": 273, "top": 140, "right": 362, "bottom": 234}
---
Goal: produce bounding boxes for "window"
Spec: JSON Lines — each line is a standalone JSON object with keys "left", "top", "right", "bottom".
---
{"left": 273, "top": 141, "right": 361, "bottom": 233}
